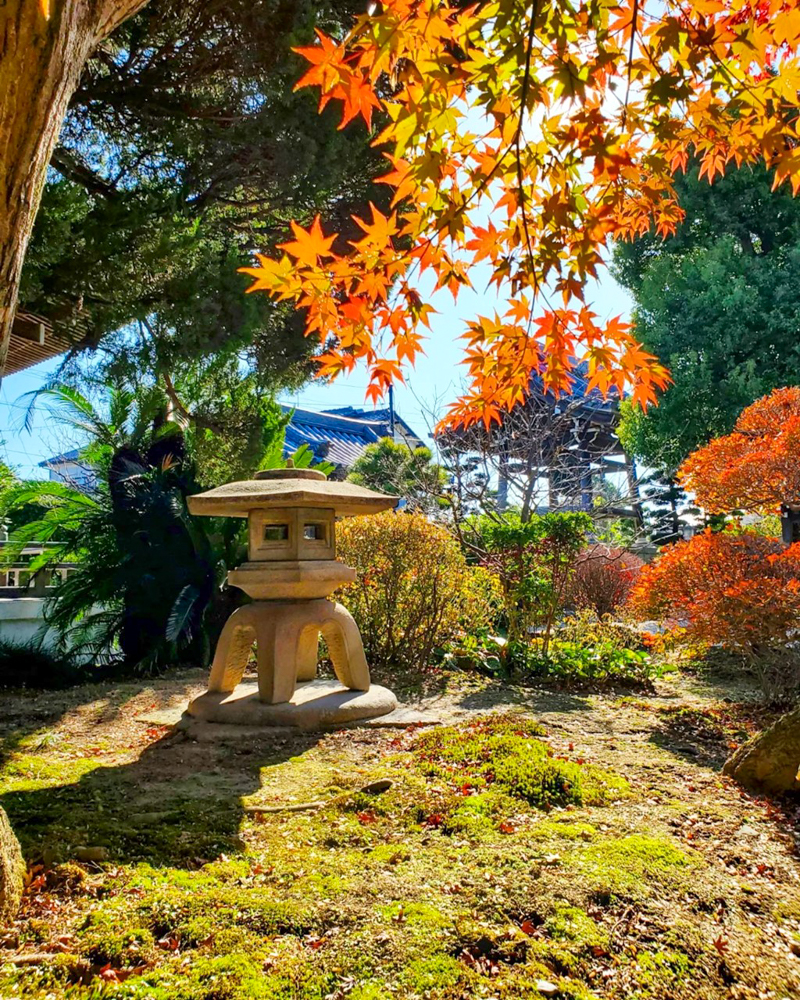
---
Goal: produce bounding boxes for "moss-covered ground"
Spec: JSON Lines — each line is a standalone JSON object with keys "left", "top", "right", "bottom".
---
{"left": 0, "top": 668, "right": 799, "bottom": 999}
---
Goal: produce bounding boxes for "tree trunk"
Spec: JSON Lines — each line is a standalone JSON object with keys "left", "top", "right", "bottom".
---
{"left": 723, "top": 705, "right": 800, "bottom": 794}
{"left": 0, "top": 806, "right": 24, "bottom": 925}
{"left": 0, "top": 0, "right": 148, "bottom": 381}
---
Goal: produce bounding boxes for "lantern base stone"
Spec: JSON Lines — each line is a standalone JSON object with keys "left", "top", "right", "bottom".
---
{"left": 186, "top": 678, "right": 397, "bottom": 730}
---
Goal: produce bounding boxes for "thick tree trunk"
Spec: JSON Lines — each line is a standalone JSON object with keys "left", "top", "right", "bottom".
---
{"left": 0, "top": 806, "right": 24, "bottom": 925}
{"left": 723, "top": 705, "right": 800, "bottom": 794}
{"left": 0, "top": 0, "right": 148, "bottom": 381}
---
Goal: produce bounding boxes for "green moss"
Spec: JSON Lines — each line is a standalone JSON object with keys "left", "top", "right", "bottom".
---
{"left": 79, "top": 911, "right": 155, "bottom": 965}
{"left": 578, "top": 833, "right": 696, "bottom": 899}
{"left": 529, "top": 819, "right": 597, "bottom": 841}
{"left": 442, "top": 790, "right": 513, "bottom": 837}
{"left": 300, "top": 871, "right": 350, "bottom": 898}
{"left": 0, "top": 753, "right": 102, "bottom": 792}
{"left": 186, "top": 953, "right": 329, "bottom": 1000}
{"left": 494, "top": 966, "right": 599, "bottom": 1000}
{"left": 494, "top": 752, "right": 628, "bottom": 808}
{"left": 774, "top": 898, "right": 800, "bottom": 922}
{"left": 1, "top": 779, "right": 244, "bottom": 862}
{"left": 347, "top": 985, "right": 385, "bottom": 1000}
{"left": 414, "top": 715, "right": 548, "bottom": 771}
{"left": 398, "top": 954, "right": 467, "bottom": 994}
{"left": 367, "top": 843, "right": 411, "bottom": 865}
{"left": 413, "top": 715, "right": 629, "bottom": 810}
{"left": 519, "top": 904, "right": 609, "bottom": 978}
{"left": 634, "top": 949, "right": 693, "bottom": 992}
{"left": 379, "top": 901, "right": 451, "bottom": 927}
{"left": 544, "top": 904, "right": 607, "bottom": 950}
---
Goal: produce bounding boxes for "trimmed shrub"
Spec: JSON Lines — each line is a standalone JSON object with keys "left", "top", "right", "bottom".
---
{"left": 335, "top": 511, "right": 498, "bottom": 673}
{"left": 569, "top": 545, "right": 643, "bottom": 617}
{"left": 628, "top": 527, "right": 800, "bottom": 699}
{"left": 467, "top": 510, "right": 591, "bottom": 653}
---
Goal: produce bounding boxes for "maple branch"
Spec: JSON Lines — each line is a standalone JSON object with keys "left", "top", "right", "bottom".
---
{"left": 622, "top": 0, "right": 640, "bottom": 129}
{"left": 514, "top": 0, "right": 540, "bottom": 295}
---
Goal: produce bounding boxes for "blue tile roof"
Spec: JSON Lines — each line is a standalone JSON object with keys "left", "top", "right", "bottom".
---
{"left": 42, "top": 408, "right": 423, "bottom": 477}
{"left": 281, "top": 406, "right": 423, "bottom": 469}
{"left": 38, "top": 447, "right": 84, "bottom": 468}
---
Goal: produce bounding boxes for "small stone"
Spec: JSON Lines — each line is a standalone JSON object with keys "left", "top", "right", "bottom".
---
{"left": 535, "top": 980, "right": 559, "bottom": 995}
{"left": 41, "top": 846, "right": 58, "bottom": 868}
{"left": 361, "top": 779, "right": 393, "bottom": 795}
{"left": 129, "top": 812, "right": 171, "bottom": 825}
{"left": 74, "top": 846, "right": 108, "bottom": 862}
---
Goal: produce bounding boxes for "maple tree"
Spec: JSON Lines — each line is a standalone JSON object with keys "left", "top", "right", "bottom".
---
{"left": 241, "top": 0, "right": 800, "bottom": 428}
{"left": 678, "top": 387, "right": 800, "bottom": 514}
{"left": 628, "top": 527, "right": 800, "bottom": 696}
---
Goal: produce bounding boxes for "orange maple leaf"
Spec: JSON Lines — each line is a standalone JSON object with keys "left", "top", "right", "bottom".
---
{"left": 293, "top": 30, "right": 349, "bottom": 95}
{"left": 352, "top": 203, "right": 399, "bottom": 249}
{"left": 277, "top": 216, "right": 337, "bottom": 267}
{"left": 338, "top": 72, "right": 382, "bottom": 129}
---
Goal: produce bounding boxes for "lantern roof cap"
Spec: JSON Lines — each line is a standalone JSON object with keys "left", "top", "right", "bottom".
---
{"left": 187, "top": 468, "right": 398, "bottom": 518}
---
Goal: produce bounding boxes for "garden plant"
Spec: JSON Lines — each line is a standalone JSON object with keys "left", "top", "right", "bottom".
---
{"left": 5, "top": 1, "right": 800, "bottom": 995}
{"left": 334, "top": 510, "right": 499, "bottom": 676}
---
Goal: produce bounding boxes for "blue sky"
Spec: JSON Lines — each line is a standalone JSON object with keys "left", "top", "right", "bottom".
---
{"left": 1, "top": 268, "right": 633, "bottom": 479}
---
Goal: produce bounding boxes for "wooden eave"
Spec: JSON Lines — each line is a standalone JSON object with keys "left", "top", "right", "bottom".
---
{"left": 6, "top": 310, "right": 89, "bottom": 376}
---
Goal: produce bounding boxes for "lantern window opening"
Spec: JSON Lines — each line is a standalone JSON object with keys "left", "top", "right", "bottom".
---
{"left": 303, "top": 523, "right": 327, "bottom": 542}
{"left": 264, "top": 524, "right": 290, "bottom": 542}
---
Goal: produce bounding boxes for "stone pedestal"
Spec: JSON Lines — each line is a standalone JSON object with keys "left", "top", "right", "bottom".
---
{"left": 188, "top": 678, "right": 397, "bottom": 729}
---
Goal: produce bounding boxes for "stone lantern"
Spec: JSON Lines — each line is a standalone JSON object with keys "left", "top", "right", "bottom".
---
{"left": 185, "top": 465, "right": 399, "bottom": 727}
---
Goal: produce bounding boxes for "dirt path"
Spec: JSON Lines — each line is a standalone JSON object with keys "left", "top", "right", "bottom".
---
{"left": 0, "top": 668, "right": 798, "bottom": 999}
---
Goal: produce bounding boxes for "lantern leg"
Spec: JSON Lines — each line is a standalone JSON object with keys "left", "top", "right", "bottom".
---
{"left": 207, "top": 604, "right": 258, "bottom": 694}
{"left": 320, "top": 602, "right": 371, "bottom": 692}
{"left": 205, "top": 599, "right": 372, "bottom": 706}
{"left": 254, "top": 605, "right": 298, "bottom": 704}
{"left": 295, "top": 621, "right": 320, "bottom": 683}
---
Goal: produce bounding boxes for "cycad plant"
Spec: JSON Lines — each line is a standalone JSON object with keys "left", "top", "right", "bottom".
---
{"left": 3, "top": 385, "right": 243, "bottom": 674}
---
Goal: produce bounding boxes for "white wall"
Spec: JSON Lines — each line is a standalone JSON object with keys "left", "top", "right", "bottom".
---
{"left": 0, "top": 598, "right": 51, "bottom": 647}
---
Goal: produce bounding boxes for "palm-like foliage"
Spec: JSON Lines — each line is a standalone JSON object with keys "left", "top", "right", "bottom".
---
{"left": 4, "top": 384, "right": 241, "bottom": 673}
{"left": 3, "top": 385, "right": 330, "bottom": 676}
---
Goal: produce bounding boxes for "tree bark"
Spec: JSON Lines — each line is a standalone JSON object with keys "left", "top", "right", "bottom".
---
{"left": 723, "top": 705, "right": 800, "bottom": 795}
{"left": 0, "top": 0, "right": 149, "bottom": 381}
{"left": 0, "top": 806, "right": 24, "bottom": 925}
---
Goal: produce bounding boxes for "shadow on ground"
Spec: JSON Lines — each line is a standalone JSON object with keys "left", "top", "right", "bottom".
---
{"left": 453, "top": 680, "right": 593, "bottom": 715}
{"left": 648, "top": 724, "right": 730, "bottom": 769}
{"left": 0, "top": 669, "right": 207, "bottom": 768}
{"left": 0, "top": 725, "right": 322, "bottom": 866}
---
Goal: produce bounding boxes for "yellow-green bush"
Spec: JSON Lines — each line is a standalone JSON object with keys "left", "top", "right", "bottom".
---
{"left": 335, "top": 511, "right": 498, "bottom": 672}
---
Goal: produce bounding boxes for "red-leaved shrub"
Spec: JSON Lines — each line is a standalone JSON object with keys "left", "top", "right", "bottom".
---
{"left": 628, "top": 528, "right": 800, "bottom": 698}
{"left": 569, "top": 545, "right": 643, "bottom": 618}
